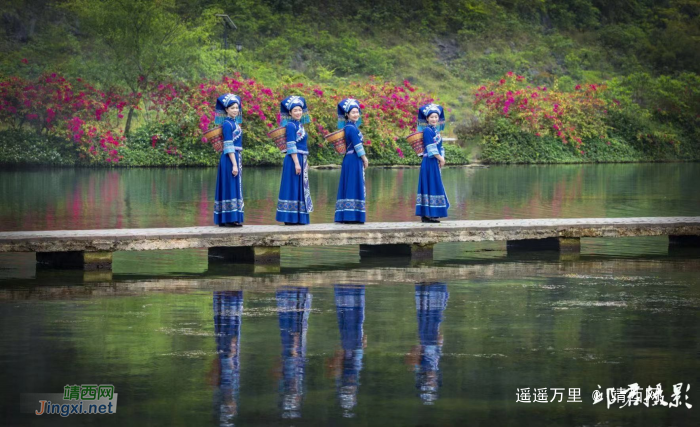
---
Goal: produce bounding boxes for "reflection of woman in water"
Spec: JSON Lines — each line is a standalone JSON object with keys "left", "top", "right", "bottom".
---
{"left": 277, "top": 287, "right": 313, "bottom": 419}
{"left": 212, "top": 291, "right": 243, "bottom": 426}
{"left": 414, "top": 283, "right": 449, "bottom": 404}
{"left": 334, "top": 284, "right": 366, "bottom": 417}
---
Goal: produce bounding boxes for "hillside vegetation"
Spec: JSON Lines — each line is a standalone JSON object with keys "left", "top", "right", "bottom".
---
{"left": 1, "top": 0, "right": 698, "bottom": 165}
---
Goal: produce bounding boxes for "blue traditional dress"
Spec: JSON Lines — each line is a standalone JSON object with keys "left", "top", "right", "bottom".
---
{"left": 334, "top": 284, "right": 366, "bottom": 417}
{"left": 213, "top": 291, "right": 243, "bottom": 423}
{"left": 276, "top": 96, "right": 313, "bottom": 224}
{"left": 414, "top": 283, "right": 449, "bottom": 405}
{"left": 334, "top": 99, "right": 367, "bottom": 223}
{"left": 277, "top": 287, "right": 313, "bottom": 419}
{"left": 415, "top": 104, "right": 450, "bottom": 219}
{"left": 214, "top": 94, "right": 244, "bottom": 226}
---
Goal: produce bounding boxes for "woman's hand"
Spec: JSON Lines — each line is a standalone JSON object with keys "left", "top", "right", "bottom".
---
{"left": 437, "top": 155, "right": 445, "bottom": 168}
{"left": 362, "top": 156, "right": 369, "bottom": 169}
{"left": 232, "top": 164, "right": 239, "bottom": 176}
{"left": 294, "top": 162, "right": 302, "bottom": 175}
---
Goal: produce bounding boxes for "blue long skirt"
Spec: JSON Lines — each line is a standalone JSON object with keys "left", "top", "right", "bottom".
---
{"left": 415, "top": 155, "right": 449, "bottom": 218}
{"left": 214, "top": 151, "right": 244, "bottom": 224}
{"left": 276, "top": 154, "right": 313, "bottom": 224}
{"left": 334, "top": 154, "right": 366, "bottom": 223}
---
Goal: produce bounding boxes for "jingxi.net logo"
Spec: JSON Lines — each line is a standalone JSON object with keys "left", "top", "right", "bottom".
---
{"left": 21, "top": 384, "right": 118, "bottom": 417}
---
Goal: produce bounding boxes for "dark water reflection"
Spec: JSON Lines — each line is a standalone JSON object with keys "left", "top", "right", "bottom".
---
{"left": 0, "top": 257, "right": 699, "bottom": 426}
{"left": 413, "top": 283, "right": 448, "bottom": 406}
{"left": 276, "top": 287, "right": 312, "bottom": 420}
{"left": 0, "top": 164, "right": 699, "bottom": 425}
{"left": 212, "top": 291, "right": 243, "bottom": 426}
{"left": 1, "top": 260, "right": 699, "bottom": 426}
{"left": 334, "top": 284, "right": 366, "bottom": 417}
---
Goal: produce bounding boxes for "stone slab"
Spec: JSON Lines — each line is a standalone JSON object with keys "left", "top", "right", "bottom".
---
{"left": 1, "top": 217, "right": 698, "bottom": 253}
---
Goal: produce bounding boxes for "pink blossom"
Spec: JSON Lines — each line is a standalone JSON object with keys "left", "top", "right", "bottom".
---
{"left": 396, "top": 147, "right": 404, "bottom": 158}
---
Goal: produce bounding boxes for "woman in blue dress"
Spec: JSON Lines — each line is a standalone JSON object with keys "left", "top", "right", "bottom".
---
{"left": 334, "top": 99, "right": 369, "bottom": 224}
{"left": 276, "top": 96, "right": 314, "bottom": 225}
{"left": 415, "top": 103, "right": 449, "bottom": 223}
{"left": 213, "top": 94, "right": 244, "bottom": 227}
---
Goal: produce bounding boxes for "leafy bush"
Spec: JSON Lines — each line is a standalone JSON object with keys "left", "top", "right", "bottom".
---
{"left": 473, "top": 72, "right": 609, "bottom": 149}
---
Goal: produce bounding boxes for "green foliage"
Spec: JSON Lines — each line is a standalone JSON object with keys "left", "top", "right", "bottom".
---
{"left": 477, "top": 119, "right": 640, "bottom": 164}
{"left": 459, "top": 71, "right": 700, "bottom": 164}
{"left": 2, "top": 0, "right": 700, "bottom": 167}
{"left": 0, "top": 129, "right": 78, "bottom": 166}
{"left": 64, "top": 0, "right": 220, "bottom": 88}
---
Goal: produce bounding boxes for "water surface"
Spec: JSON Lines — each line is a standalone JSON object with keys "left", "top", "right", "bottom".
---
{"left": 0, "top": 164, "right": 698, "bottom": 426}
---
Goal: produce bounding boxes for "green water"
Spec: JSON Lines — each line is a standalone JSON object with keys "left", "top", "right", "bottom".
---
{"left": 0, "top": 164, "right": 699, "bottom": 426}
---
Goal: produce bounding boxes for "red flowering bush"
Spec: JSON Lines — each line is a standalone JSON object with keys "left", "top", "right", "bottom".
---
{"left": 2, "top": 70, "right": 437, "bottom": 164}
{"left": 0, "top": 73, "right": 137, "bottom": 162}
{"left": 473, "top": 72, "right": 610, "bottom": 148}
{"left": 140, "top": 74, "right": 435, "bottom": 159}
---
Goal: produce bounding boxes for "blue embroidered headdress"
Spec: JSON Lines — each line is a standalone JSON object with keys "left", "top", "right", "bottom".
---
{"left": 336, "top": 98, "right": 362, "bottom": 129}
{"left": 417, "top": 103, "right": 445, "bottom": 132}
{"left": 215, "top": 94, "right": 242, "bottom": 125}
{"left": 280, "top": 95, "right": 310, "bottom": 126}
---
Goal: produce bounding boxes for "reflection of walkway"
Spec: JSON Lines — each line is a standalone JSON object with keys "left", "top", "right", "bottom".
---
{"left": 6, "top": 255, "right": 700, "bottom": 300}
{"left": 414, "top": 283, "right": 449, "bottom": 404}
{"left": 277, "top": 287, "right": 312, "bottom": 419}
{"left": 334, "top": 285, "right": 365, "bottom": 417}
{"left": 212, "top": 291, "right": 243, "bottom": 426}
